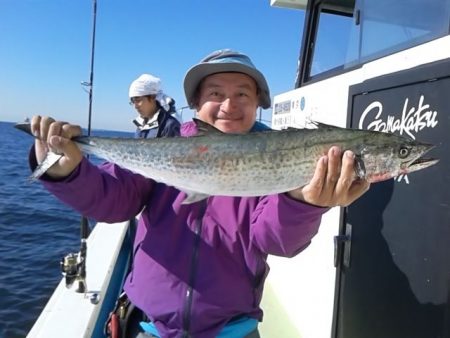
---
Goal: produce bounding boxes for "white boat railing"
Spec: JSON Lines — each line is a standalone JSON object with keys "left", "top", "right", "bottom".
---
{"left": 27, "top": 221, "right": 130, "bottom": 338}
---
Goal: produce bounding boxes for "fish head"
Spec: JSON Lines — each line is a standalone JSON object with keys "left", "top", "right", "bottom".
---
{"left": 355, "top": 133, "right": 439, "bottom": 183}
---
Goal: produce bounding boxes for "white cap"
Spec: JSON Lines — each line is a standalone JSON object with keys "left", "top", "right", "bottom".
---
{"left": 129, "top": 74, "right": 162, "bottom": 98}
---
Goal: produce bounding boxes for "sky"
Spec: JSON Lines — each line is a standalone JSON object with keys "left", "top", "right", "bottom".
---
{"left": 0, "top": 0, "right": 305, "bottom": 132}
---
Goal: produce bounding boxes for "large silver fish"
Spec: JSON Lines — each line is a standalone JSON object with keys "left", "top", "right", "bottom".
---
{"left": 15, "top": 120, "right": 438, "bottom": 204}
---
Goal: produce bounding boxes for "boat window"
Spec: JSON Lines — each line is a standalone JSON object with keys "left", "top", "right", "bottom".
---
{"left": 310, "top": 9, "right": 358, "bottom": 77}
{"left": 308, "top": 0, "right": 450, "bottom": 80}
{"left": 359, "top": 0, "right": 450, "bottom": 61}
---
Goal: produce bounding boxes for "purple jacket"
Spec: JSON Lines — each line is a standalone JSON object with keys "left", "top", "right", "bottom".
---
{"left": 35, "top": 122, "right": 327, "bottom": 338}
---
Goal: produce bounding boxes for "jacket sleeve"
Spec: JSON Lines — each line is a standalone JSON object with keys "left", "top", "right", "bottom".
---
{"left": 29, "top": 149, "right": 154, "bottom": 223}
{"left": 161, "top": 118, "right": 181, "bottom": 137}
{"left": 250, "top": 194, "right": 328, "bottom": 257}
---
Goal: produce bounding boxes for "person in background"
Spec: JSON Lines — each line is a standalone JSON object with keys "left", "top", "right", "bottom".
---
{"left": 129, "top": 73, "right": 180, "bottom": 138}
{"left": 28, "top": 49, "right": 370, "bottom": 338}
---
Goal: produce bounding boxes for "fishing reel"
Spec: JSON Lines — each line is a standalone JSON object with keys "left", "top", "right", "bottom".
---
{"left": 60, "top": 239, "right": 87, "bottom": 293}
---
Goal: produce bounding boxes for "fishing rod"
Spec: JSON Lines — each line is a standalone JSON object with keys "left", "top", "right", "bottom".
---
{"left": 61, "top": 0, "right": 97, "bottom": 296}
{"left": 83, "top": 0, "right": 97, "bottom": 137}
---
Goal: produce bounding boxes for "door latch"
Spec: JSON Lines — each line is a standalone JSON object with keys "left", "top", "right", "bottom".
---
{"left": 334, "top": 223, "right": 352, "bottom": 268}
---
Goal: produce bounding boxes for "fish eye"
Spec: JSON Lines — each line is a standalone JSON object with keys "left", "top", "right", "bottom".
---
{"left": 398, "top": 146, "right": 411, "bottom": 159}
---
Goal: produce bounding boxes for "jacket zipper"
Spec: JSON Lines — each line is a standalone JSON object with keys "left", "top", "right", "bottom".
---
{"left": 182, "top": 202, "right": 206, "bottom": 337}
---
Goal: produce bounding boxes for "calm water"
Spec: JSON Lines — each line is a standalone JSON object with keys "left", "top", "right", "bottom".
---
{"left": 0, "top": 121, "right": 132, "bottom": 338}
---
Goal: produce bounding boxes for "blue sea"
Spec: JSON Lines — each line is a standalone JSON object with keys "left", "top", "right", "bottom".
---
{"left": 0, "top": 121, "right": 132, "bottom": 338}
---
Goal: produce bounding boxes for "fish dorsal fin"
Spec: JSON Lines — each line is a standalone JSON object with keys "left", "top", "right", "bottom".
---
{"left": 309, "top": 120, "right": 342, "bottom": 130}
{"left": 280, "top": 120, "right": 342, "bottom": 130}
{"left": 193, "top": 118, "right": 224, "bottom": 136}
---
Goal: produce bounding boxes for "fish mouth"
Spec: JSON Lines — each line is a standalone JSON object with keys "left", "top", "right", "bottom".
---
{"left": 403, "top": 143, "right": 439, "bottom": 174}
{"left": 405, "top": 157, "right": 439, "bottom": 174}
{"left": 367, "top": 156, "right": 439, "bottom": 183}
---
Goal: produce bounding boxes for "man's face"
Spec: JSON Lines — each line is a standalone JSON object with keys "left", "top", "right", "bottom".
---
{"left": 131, "top": 96, "right": 157, "bottom": 119}
{"left": 195, "top": 73, "right": 259, "bottom": 133}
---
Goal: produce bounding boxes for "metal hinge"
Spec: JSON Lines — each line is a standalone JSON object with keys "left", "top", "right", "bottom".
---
{"left": 334, "top": 223, "right": 352, "bottom": 268}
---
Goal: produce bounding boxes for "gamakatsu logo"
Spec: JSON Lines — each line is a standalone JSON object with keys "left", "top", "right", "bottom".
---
{"left": 358, "top": 95, "right": 438, "bottom": 139}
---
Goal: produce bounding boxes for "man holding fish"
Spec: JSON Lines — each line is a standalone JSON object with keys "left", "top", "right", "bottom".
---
{"left": 28, "top": 49, "right": 371, "bottom": 337}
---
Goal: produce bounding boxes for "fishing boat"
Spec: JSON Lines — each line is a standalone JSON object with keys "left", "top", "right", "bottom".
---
{"left": 28, "top": 0, "right": 450, "bottom": 337}
{"left": 262, "top": 0, "right": 450, "bottom": 337}
{"left": 28, "top": 221, "right": 132, "bottom": 338}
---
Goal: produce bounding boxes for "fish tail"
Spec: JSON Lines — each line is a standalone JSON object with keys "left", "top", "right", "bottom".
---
{"left": 28, "top": 152, "right": 64, "bottom": 182}
{"left": 14, "top": 123, "right": 34, "bottom": 137}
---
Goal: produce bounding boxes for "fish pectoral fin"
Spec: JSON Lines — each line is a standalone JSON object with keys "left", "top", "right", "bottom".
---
{"left": 181, "top": 191, "right": 210, "bottom": 204}
{"left": 29, "top": 152, "right": 63, "bottom": 182}
{"left": 354, "top": 155, "right": 366, "bottom": 179}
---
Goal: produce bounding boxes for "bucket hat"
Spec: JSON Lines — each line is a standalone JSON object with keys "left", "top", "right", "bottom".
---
{"left": 184, "top": 49, "right": 271, "bottom": 109}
